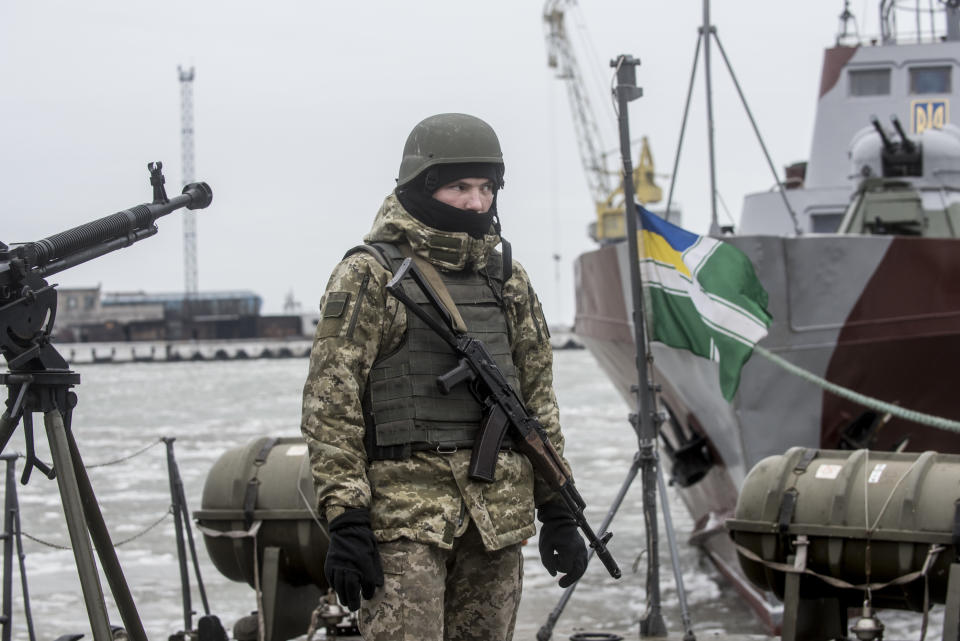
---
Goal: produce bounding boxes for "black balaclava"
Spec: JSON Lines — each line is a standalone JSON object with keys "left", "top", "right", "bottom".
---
{"left": 396, "top": 162, "right": 505, "bottom": 239}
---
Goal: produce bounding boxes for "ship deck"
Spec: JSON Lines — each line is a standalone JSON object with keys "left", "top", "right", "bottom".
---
{"left": 535, "top": 629, "right": 773, "bottom": 641}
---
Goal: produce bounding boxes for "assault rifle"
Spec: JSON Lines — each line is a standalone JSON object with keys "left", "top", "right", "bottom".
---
{"left": 385, "top": 257, "right": 622, "bottom": 580}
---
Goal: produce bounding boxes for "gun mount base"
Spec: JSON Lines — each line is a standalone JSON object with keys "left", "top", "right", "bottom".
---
{"left": 0, "top": 370, "right": 146, "bottom": 641}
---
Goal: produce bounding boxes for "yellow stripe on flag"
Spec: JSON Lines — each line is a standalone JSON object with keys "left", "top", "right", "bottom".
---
{"left": 640, "top": 230, "right": 690, "bottom": 277}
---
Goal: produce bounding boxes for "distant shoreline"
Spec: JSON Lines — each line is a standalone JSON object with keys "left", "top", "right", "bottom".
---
{"left": 54, "top": 331, "right": 584, "bottom": 365}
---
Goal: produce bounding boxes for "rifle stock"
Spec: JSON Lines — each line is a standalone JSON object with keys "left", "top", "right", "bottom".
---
{"left": 386, "top": 257, "right": 622, "bottom": 580}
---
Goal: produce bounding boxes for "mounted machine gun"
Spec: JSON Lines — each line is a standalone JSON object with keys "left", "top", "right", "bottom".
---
{"left": 0, "top": 163, "right": 213, "bottom": 641}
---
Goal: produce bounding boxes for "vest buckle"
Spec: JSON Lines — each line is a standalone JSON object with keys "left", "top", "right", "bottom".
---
{"left": 435, "top": 444, "right": 458, "bottom": 454}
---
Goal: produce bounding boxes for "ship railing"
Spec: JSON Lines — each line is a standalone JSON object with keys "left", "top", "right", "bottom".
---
{"left": 878, "top": 0, "right": 958, "bottom": 45}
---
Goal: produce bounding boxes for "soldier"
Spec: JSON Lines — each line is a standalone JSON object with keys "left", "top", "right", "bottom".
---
{"left": 301, "top": 113, "right": 587, "bottom": 641}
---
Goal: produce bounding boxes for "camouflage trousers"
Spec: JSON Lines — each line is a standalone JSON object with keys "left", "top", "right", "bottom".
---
{"left": 358, "top": 522, "right": 523, "bottom": 641}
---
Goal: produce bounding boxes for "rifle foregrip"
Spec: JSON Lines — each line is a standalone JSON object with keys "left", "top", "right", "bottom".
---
{"left": 521, "top": 431, "right": 568, "bottom": 488}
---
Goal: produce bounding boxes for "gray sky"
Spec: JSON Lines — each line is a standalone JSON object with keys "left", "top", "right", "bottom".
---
{"left": 1, "top": 1, "right": 851, "bottom": 325}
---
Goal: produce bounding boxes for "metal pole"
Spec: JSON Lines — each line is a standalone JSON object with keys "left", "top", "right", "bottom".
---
{"left": 1, "top": 455, "right": 14, "bottom": 641}
{"left": 664, "top": 32, "right": 703, "bottom": 223}
{"left": 179, "top": 65, "right": 198, "bottom": 298}
{"left": 611, "top": 54, "right": 667, "bottom": 638}
{"left": 164, "top": 437, "right": 194, "bottom": 632}
{"left": 948, "top": 4, "right": 960, "bottom": 41}
{"left": 702, "top": 0, "right": 720, "bottom": 235}
{"left": 177, "top": 467, "right": 211, "bottom": 615}
{"left": 63, "top": 415, "right": 148, "bottom": 641}
{"left": 916, "top": 0, "right": 921, "bottom": 42}
{"left": 43, "top": 410, "right": 112, "bottom": 641}
{"left": 656, "top": 457, "right": 695, "bottom": 641}
{"left": 537, "top": 452, "right": 643, "bottom": 641}
{"left": 12, "top": 477, "right": 36, "bottom": 641}
{"left": 711, "top": 31, "right": 801, "bottom": 235}
{"left": 0, "top": 411, "right": 17, "bottom": 456}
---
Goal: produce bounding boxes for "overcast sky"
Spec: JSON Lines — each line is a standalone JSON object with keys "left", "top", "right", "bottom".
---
{"left": 2, "top": 1, "right": 860, "bottom": 324}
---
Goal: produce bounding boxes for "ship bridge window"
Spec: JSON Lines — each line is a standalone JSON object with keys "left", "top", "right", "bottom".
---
{"left": 909, "top": 66, "right": 951, "bottom": 94}
{"left": 849, "top": 68, "right": 891, "bottom": 96}
{"left": 811, "top": 212, "right": 844, "bottom": 233}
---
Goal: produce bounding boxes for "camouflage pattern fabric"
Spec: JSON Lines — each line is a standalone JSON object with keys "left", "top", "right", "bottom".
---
{"left": 358, "top": 522, "right": 522, "bottom": 641}
{"left": 301, "top": 192, "right": 567, "bottom": 552}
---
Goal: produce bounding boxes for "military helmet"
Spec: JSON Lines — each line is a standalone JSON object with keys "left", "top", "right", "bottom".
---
{"left": 397, "top": 113, "right": 504, "bottom": 187}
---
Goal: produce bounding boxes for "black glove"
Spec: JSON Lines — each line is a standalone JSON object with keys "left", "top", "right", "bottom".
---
{"left": 324, "top": 508, "right": 384, "bottom": 611}
{"left": 537, "top": 501, "right": 588, "bottom": 588}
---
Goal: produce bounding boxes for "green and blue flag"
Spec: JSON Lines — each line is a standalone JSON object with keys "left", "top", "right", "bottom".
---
{"left": 637, "top": 206, "right": 772, "bottom": 401}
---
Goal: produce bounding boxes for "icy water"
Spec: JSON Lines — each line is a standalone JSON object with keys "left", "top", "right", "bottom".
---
{"left": 0, "top": 350, "right": 940, "bottom": 640}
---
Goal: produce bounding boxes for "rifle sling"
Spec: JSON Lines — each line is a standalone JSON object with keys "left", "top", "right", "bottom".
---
{"left": 396, "top": 244, "right": 469, "bottom": 335}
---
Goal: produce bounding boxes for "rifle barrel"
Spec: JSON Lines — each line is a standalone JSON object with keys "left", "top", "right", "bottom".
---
{"left": 560, "top": 484, "right": 622, "bottom": 579}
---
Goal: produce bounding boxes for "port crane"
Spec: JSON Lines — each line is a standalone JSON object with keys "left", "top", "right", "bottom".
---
{"left": 543, "top": 0, "right": 663, "bottom": 243}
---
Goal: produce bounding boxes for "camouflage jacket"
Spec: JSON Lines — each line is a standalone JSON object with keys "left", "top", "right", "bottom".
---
{"left": 301, "top": 193, "right": 566, "bottom": 551}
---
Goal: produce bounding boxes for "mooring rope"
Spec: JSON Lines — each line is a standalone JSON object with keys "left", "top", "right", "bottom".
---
{"left": 755, "top": 344, "right": 960, "bottom": 433}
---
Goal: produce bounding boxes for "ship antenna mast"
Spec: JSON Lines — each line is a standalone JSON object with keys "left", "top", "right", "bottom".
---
{"left": 837, "top": 2, "right": 859, "bottom": 51}
{"left": 179, "top": 65, "right": 198, "bottom": 298}
{"left": 664, "top": 0, "right": 801, "bottom": 235}
{"left": 701, "top": 1, "right": 720, "bottom": 234}
{"left": 947, "top": 0, "right": 960, "bottom": 41}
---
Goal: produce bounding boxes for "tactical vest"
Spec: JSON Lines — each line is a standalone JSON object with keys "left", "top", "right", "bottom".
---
{"left": 349, "top": 242, "right": 520, "bottom": 460}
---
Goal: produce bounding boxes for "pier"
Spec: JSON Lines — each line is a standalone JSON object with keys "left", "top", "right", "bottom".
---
{"left": 58, "top": 339, "right": 315, "bottom": 364}
{"left": 58, "top": 331, "right": 585, "bottom": 365}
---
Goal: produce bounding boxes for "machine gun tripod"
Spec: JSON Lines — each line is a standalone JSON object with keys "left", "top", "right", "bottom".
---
{"left": 0, "top": 163, "right": 213, "bottom": 641}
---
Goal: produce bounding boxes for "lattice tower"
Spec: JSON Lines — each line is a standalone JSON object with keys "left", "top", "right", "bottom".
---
{"left": 178, "top": 65, "right": 198, "bottom": 297}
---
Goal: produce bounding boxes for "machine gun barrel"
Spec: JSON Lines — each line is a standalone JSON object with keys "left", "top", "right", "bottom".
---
{"left": 15, "top": 175, "right": 211, "bottom": 279}
{"left": 890, "top": 114, "right": 917, "bottom": 153}
{"left": 0, "top": 163, "right": 213, "bottom": 372}
{"left": 871, "top": 115, "right": 896, "bottom": 153}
